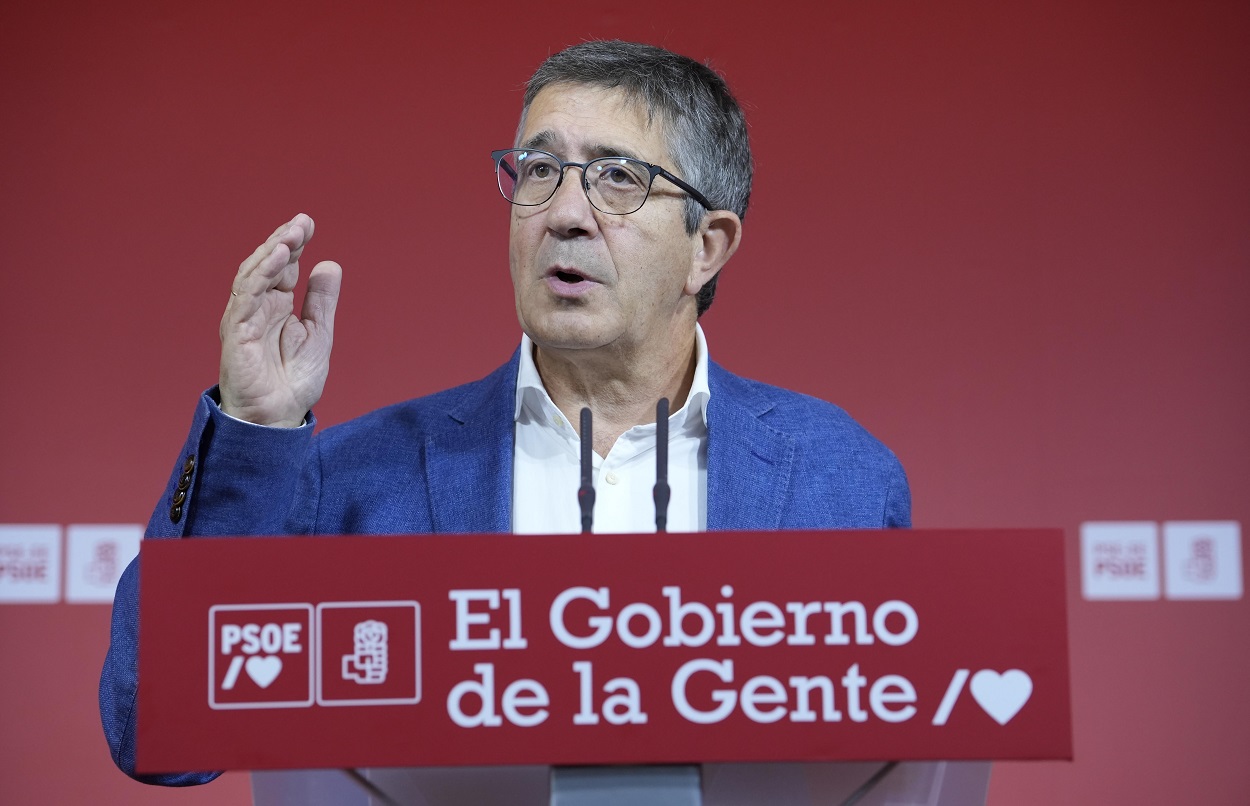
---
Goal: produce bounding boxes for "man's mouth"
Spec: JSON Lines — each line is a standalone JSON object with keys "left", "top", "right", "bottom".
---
{"left": 544, "top": 266, "right": 597, "bottom": 298}
{"left": 554, "top": 270, "right": 585, "bottom": 284}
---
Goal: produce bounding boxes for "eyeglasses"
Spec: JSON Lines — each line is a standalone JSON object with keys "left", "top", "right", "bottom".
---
{"left": 491, "top": 148, "right": 714, "bottom": 216}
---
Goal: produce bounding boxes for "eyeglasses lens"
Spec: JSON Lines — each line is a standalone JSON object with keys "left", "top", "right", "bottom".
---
{"left": 496, "top": 151, "right": 653, "bottom": 215}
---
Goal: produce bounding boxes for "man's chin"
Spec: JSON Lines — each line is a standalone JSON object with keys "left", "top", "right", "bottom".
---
{"left": 522, "top": 318, "right": 617, "bottom": 354}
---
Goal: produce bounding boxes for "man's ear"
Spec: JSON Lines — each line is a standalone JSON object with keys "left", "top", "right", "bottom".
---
{"left": 685, "top": 210, "right": 742, "bottom": 296}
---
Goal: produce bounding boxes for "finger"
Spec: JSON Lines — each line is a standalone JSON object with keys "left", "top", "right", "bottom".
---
{"left": 230, "top": 229, "right": 312, "bottom": 307}
{"left": 244, "top": 216, "right": 304, "bottom": 273}
{"left": 286, "top": 213, "right": 316, "bottom": 263}
{"left": 301, "top": 260, "right": 342, "bottom": 335}
{"left": 258, "top": 215, "right": 316, "bottom": 285}
{"left": 232, "top": 215, "right": 314, "bottom": 292}
{"left": 270, "top": 212, "right": 313, "bottom": 251}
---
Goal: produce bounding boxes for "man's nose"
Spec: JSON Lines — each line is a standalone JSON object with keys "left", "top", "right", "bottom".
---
{"left": 545, "top": 165, "right": 598, "bottom": 235}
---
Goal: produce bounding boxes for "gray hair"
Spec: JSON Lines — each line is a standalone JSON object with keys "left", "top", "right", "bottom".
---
{"left": 520, "top": 40, "right": 753, "bottom": 316}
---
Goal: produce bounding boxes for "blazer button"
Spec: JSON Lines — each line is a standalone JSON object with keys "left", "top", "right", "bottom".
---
{"left": 176, "top": 474, "right": 192, "bottom": 492}
{"left": 172, "top": 489, "right": 187, "bottom": 506}
{"left": 183, "top": 455, "right": 196, "bottom": 474}
{"left": 170, "top": 503, "right": 184, "bottom": 523}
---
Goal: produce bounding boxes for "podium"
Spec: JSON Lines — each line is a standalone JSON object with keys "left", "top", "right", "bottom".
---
{"left": 251, "top": 761, "right": 992, "bottom": 804}
{"left": 135, "top": 530, "right": 1070, "bottom": 804}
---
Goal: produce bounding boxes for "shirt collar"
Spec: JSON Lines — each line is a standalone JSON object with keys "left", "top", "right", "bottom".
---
{"left": 514, "top": 324, "right": 712, "bottom": 429}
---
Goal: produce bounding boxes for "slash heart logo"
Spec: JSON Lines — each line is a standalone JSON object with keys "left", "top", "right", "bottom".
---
{"left": 209, "top": 604, "right": 314, "bottom": 710}
{"left": 970, "top": 669, "right": 1033, "bottom": 725}
{"left": 245, "top": 656, "right": 283, "bottom": 688}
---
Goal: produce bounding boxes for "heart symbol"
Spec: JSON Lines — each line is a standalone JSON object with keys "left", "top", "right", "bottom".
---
{"left": 970, "top": 669, "right": 1032, "bottom": 725}
{"left": 245, "top": 655, "right": 283, "bottom": 689}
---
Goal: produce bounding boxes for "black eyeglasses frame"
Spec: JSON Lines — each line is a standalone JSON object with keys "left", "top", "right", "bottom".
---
{"left": 490, "top": 148, "right": 715, "bottom": 215}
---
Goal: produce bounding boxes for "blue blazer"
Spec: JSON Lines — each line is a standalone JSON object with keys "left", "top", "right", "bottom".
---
{"left": 102, "top": 354, "right": 910, "bottom": 782}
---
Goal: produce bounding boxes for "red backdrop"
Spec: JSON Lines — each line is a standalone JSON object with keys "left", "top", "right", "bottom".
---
{"left": 1, "top": 1, "right": 1246, "bottom": 803}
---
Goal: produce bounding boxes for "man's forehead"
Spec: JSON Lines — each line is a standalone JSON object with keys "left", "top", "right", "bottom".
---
{"left": 519, "top": 130, "right": 649, "bottom": 163}
{"left": 517, "top": 83, "right": 669, "bottom": 162}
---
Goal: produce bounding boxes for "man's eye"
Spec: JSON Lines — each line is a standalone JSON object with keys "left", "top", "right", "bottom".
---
{"left": 519, "top": 159, "right": 558, "bottom": 181}
{"left": 600, "top": 165, "right": 642, "bottom": 186}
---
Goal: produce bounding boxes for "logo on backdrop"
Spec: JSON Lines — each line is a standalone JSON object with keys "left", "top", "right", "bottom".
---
{"left": 1080, "top": 522, "right": 1161, "bottom": 600}
{"left": 0, "top": 525, "right": 61, "bottom": 604}
{"left": 85, "top": 541, "right": 118, "bottom": 586}
{"left": 66, "top": 524, "right": 142, "bottom": 603}
{"left": 208, "top": 601, "right": 421, "bottom": 710}
{"left": 0, "top": 524, "right": 143, "bottom": 605}
{"left": 1082, "top": 521, "right": 1243, "bottom": 601}
{"left": 1184, "top": 537, "right": 1216, "bottom": 583}
{"left": 1163, "top": 521, "right": 1243, "bottom": 600}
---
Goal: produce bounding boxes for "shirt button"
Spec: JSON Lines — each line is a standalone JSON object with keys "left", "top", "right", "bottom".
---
{"left": 553, "top": 415, "right": 564, "bottom": 427}
{"left": 605, "top": 472, "right": 620, "bottom": 485}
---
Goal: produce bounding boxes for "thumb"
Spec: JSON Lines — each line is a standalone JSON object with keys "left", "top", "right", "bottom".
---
{"left": 302, "top": 260, "right": 342, "bottom": 335}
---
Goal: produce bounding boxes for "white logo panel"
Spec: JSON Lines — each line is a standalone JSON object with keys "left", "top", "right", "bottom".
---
{"left": 1163, "top": 521, "right": 1242, "bottom": 600}
{"left": 65, "top": 524, "right": 142, "bottom": 603}
{"left": 1081, "top": 522, "right": 1160, "bottom": 600}
{"left": 0, "top": 524, "right": 62, "bottom": 603}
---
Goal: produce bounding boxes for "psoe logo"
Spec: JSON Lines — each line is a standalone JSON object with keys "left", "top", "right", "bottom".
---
{"left": 1081, "top": 522, "right": 1160, "bottom": 600}
{"left": 209, "top": 604, "right": 314, "bottom": 709}
{"left": 1164, "top": 521, "right": 1242, "bottom": 600}
{"left": 316, "top": 601, "right": 421, "bottom": 707}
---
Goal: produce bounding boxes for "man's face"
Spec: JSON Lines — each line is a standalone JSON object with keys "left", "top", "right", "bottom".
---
{"left": 508, "top": 83, "right": 704, "bottom": 358}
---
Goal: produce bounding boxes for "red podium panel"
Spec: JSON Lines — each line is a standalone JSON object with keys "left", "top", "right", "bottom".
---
{"left": 136, "top": 529, "right": 1072, "bottom": 774}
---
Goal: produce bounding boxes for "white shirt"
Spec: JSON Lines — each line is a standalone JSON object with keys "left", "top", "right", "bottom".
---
{"left": 511, "top": 326, "right": 710, "bottom": 534}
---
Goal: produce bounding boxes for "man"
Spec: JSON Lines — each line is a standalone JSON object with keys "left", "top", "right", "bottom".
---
{"left": 101, "top": 40, "right": 909, "bottom": 784}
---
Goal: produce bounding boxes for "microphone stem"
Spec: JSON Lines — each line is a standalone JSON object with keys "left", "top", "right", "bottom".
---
{"left": 578, "top": 407, "right": 595, "bottom": 534}
{"left": 654, "top": 398, "right": 670, "bottom": 533}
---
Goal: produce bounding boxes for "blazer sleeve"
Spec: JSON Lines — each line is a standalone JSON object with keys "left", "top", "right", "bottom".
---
{"left": 883, "top": 454, "right": 912, "bottom": 528}
{"left": 100, "top": 389, "right": 318, "bottom": 784}
{"left": 146, "top": 389, "right": 318, "bottom": 539}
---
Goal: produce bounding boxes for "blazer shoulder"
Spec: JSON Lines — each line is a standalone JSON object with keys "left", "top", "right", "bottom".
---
{"left": 707, "top": 362, "right": 910, "bottom": 529}
{"left": 710, "top": 362, "right": 899, "bottom": 463}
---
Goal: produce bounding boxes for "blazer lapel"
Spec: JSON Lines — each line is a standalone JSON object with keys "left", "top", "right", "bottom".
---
{"left": 425, "top": 355, "right": 518, "bottom": 534}
{"left": 706, "top": 363, "right": 796, "bottom": 531}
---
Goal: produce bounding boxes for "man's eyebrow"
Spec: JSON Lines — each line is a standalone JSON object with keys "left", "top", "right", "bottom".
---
{"left": 588, "top": 143, "right": 647, "bottom": 162}
{"left": 520, "top": 131, "right": 556, "bottom": 151}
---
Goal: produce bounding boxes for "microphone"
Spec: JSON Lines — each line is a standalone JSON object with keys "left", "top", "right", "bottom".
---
{"left": 653, "top": 398, "right": 670, "bottom": 533}
{"left": 578, "top": 407, "right": 595, "bottom": 534}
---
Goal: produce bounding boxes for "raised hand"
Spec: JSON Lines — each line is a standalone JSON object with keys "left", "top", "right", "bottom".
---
{"left": 218, "top": 214, "right": 342, "bottom": 427}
